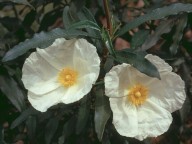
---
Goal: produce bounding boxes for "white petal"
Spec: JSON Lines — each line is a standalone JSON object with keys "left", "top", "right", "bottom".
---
{"left": 109, "top": 97, "right": 138, "bottom": 137}
{"left": 28, "top": 87, "right": 65, "bottom": 112}
{"left": 61, "top": 74, "right": 94, "bottom": 104}
{"left": 148, "top": 72, "right": 186, "bottom": 113}
{"left": 36, "top": 38, "right": 74, "bottom": 70}
{"left": 145, "top": 54, "right": 172, "bottom": 72}
{"left": 22, "top": 51, "right": 60, "bottom": 95}
{"left": 105, "top": 63, "right": 150, "bottom": 98}
{"left": 135, "top": 99, "right": 172, "bottom": 141}
{"left": 73, "top": 39, "right": 100, "bottom": 80}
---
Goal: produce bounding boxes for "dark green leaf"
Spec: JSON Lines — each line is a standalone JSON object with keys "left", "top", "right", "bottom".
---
{"left": 95, "top": 88, "right": 111, "bottom": 141}
{"left": 102, "top": 29, "right": 116, "bottom": 56}
{"left": 45, "top": 117, "right": 59, "bottom": 144}
{"left": 104, "top": 56, "right": 114, "bottom": 72}
{"left": 131, "top": 30, "right": 149, "bottom": 49}
{"left": 0, "top": 73, "right": 26, "bottom": 112}
{"left": 11, "top": 107, "right": 38, "bottom": 129}
{"left": 76, "top": 96, "right": 90, "bottom": 135}
{"left": 69, "top": 20, "right": 101, "bottom": 31}
{"left": 170, "top": 14, "right": 188, "bottom": 55}
{"left": 26, "top": 116, "right": 36, "bottom": 143}
{"left": 0, "top": 125, "right": 5, "bottom": 144}
{"left": 9, "top": 0, "right": 34, "bottom": 9}
{"left": 117, "top": 3, "right": 192, "bottom": 36}
{"left": 141, "top": 18, "right": 175, "bottom": 51}
{"left": 2, "top": 28, "right": 92, "bottom": 62}
{"left": 63, "top": 6, "right": 76, "bottom": 29}
{"left": 115, "top": 49, "right": 160, "bottom": 79}
{"left": 58, "top": 116, "right": 76, "bottom": 144}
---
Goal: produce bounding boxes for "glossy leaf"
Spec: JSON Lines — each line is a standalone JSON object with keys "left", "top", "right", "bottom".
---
{"left": 95, "top": 88, "right": 111, "bottom": 141}
{"left": 170, "top": 14, "right": 188, "bottom": 55}
{"left": 117, "top": 3, "right": 192, "bottom": 36}
{"left": 115, "top": 49, "right": 160, "bottom": 79}
{"left": 141, "top": 18, "right": 175, "bottom": 51}
{"left": 131, "top": 30, "right": 149, "bottom": 49}
{"left": 2, "top": 28, "right": 92, "bottom": 62}
{"left": 45, "top": 117, "right": 59, "bottom": 144}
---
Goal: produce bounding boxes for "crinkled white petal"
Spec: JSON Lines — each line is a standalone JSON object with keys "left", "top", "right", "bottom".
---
{"left": 145, "top": 54, "right": 172, "bottom": 72}
{"left": 22, "top": 38, "right": 100, "bottom": 111}
{"left": 22, "top": 51, "right": 60, "bottom": 95}
{"left": 61, "top": 74, "right": 94, "bottom": 104}
{"left": 147, "top": 72, "right": 186, "bottom": 113}
{"left": 109, "top": 97, "right": 138, "bottom": 137}
{"left": 105, "top": 63, "right": 156, "bottom": 98}
{"left": 36, "top": 38, "right": 74, "bottom": 70}
{"left": 28, "top": 87, "right": 66, "bottom": 112}
{"left": 135, "top": 98, "right": 172, "bottom": 140}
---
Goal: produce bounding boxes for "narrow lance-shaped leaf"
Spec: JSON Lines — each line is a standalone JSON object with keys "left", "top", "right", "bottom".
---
{"left": 76, "top": 96, "right": 90, "bottom": 135}
{"left": 26, "top": 116, "right": 37, "bottom": 143}
{"left": 63, "top": 6, "right": 75, "bottom": 29}
{"left": 58, "top": 116, "right": 76, "bottom": 144}
{"left": 115, "top": 49, "right": 160, "bottom": 79}
{"left": 0, "top": 71, "right": 26, "bottom": 112}
{"left": 9, "top": 0, "right": 34, "bottom": 9}
{"left": 68, "top": 20, "right": 101, "bottom": 31}
{"left": 141, "top": 18, "right": 175, "bottom": 51}
{"left": 2, "top": 28, "right": 93, "bottom": 62}
{"left": 117, "top": 3, "right": 192, "bottom": 36}
{"left": 170, "top": 14, "right": 188, "bottom": 55}
{"left": 95, "top": 87, "right": 111, "bottom": 141}
{"left": 11, "top": 107, "right": 38, "bottom": 129}
{"left": 45, "top": 117, "right": 59, "bottom": 144}
{"left": 131, "top": 30, "right": 149, "bottom": 49}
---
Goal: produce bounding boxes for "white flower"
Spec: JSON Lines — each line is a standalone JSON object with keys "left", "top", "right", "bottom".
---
{"left": 22, "top": 38, "right": 100, "bottom": 112}
{"left": 104, "top": 54, "right": 186, "bottom": 141}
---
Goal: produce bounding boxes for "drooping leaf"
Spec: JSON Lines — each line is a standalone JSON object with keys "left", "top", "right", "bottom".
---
{"left": 69, "top": 20, "right": 101, "bottom": 31}
{"left": 130, "top": 30, "right": 149, "bottom": 49}
{"left": 141, "top": 18, "right": 175, "bottom": 51}
{"left": 76, "top": 96, "right": 90, "bottom": 135}
{"left": 95, "top": 87, "right": 111, "bottom": 141}
{"left": 115, "top": 49, "right": 160, "bottom": 79}
{"left": 117, "top": 3, "right": 192, "bottom": 36}
{"left": 26, "top": 116, "right": 36, "bottom": 143}
{"left": 11, "top": 107, "right": 38, "bottom": 129}
{"left": 0, "top": 70, "right": 26, "bottom": 112}
{"left": 170, "top": 14, "right": 188, "bottom": 55}
{"left": 45, "top": 117, "right": 59, "bottom": 144}
{"left": 9, "top": 0, "right": 34, "bottom": 9}
{"left": 2, "top": 28, "right": 93, "bottom": 62}
{"left": 58, "top": 116, "right": 76, "bottom": 144}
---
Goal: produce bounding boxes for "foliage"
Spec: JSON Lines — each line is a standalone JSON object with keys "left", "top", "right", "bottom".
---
{"left": 0, "top": 0, "right": 192, "bottom": 144}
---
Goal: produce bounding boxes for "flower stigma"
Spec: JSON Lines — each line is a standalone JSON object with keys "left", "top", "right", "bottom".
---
{"left": 58, "top": 67, "right": 78, "bottom": 87}
{"left": 127, "top": 84, "right": 148, "bottom": 106}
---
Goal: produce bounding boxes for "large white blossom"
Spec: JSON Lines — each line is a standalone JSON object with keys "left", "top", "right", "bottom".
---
{"left": 104, "top": 54, "right": 186, "bottom": 140}
{"left": 22, "top": 38, "right": 100, "bottom": 112}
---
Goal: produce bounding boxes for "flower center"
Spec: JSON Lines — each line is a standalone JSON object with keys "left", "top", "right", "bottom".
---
{"left": 58, "top": 67, "right": 78, "bottom": 87}
{"left": 127, "top": 84, "right": 148, "bottom": 106}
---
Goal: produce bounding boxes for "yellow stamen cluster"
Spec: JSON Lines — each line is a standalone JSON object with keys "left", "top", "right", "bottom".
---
{"left": 58, "top": 67, "right": 78, "bottom": 87}
{"left": 127, "top": 84, "right": 148, "bottom": 106}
